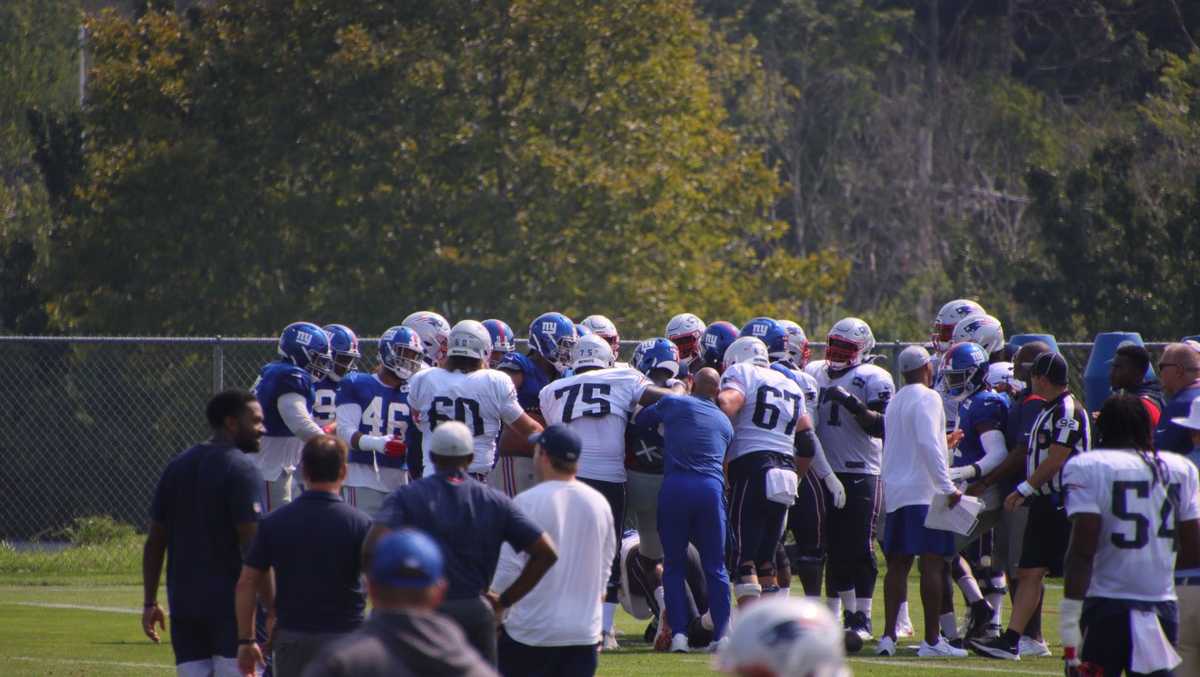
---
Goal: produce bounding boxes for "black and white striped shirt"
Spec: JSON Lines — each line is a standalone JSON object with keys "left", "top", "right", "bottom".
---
{"left": 1026, "top": 390, "right": 1091, "bottom": 495}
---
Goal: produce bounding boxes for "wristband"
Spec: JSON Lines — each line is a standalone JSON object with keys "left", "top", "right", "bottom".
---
{"left": 1017, "top": 481, "right": 1035, "bottom": 497}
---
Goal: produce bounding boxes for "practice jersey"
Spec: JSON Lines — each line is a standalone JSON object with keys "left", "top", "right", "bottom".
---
{"left": 540, "top": 367, "right": 650, "bottom": 483}
{"left": 1064, "top": 450, "right": 1200, "bottom": 601}
{"left": 812, "top": 363, "right": 894, "bottom": 474}
{"left": 250, "top": 361, "right": 315, "bottom": 482}
{"left": 408, "top": 367, "right": 525, "bottom": 476}
{"left": 497, "top": 351, "right": 553, "bottom": 412}
{"left": 312, "top": 376, "right": 339, "bottom": 426}
{"left": 952, "top": 389, "right": 1009, "bottom": 469}
{"left": 625, "top": 408, "right": 665, "bottom": 474}
{"left": 771, "top": 362, "right": 819, "bottom": 411}
{"left": 720, "top": 363, "right": 807, "bottom": 462}
{"left": 335, "top": 372, "right": 411, "bottom": 487}
{"left": 1028, "top": 390, "right": 1091, "bottom": 495}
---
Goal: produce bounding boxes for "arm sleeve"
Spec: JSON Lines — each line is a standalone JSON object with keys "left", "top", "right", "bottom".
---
{"left": 279, "top": 392, "right": 324, "bottom": 441}
{"left": 228, "top": 461, "right": 263, "bottom": 525}
{"left": 976, "top": 429, "right": 1009, "bottom": 475}
{"left": 809, "top": 436, "right": 834, "bottom": 479}
{"left": 493, "top": 372, "right": 524, "bottom": 425}
{"left": 335, "top": 403, "right": 369, "bottom": 444}
{"left": 502, "top": 498, "right": 544, "bottom": 553}
{"left": 1063, "top": 458, "right": 1100, "bottom": 516}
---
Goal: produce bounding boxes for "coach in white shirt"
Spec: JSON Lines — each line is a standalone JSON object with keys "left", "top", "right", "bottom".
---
{"left": 877, "top": 346, "right": 966, "bottom": 658}
{"left": 491, "top": 424, "right": 616, "bottom": 677}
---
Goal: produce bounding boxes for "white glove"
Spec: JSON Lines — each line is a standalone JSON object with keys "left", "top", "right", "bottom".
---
{"left": 948, "top": 465, "right": 978, "bottom": 483}
{"left": 1060, "top": 598, "right": 1083, "bottom": 666}
{"left": 823, "top": 473, "right": 847, "bottom": 509}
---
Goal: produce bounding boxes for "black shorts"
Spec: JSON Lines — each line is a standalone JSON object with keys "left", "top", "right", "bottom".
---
{"left": 579, "top": 477, "right": 626, "bottom": 591}
{"left": 728, "top": 451, "right": 792, "bottom": 568}
{"left": 1018, "top": 495, "right": 1070, "bottom": 576}
{"left": 170, "top": 614, "right": 237, "bottom": 665}
{"left": 1081, "top": 598, "right": 1178, "bottom": 677}
{"left": 787, "top": 468, "right": 826, "bottom": 560}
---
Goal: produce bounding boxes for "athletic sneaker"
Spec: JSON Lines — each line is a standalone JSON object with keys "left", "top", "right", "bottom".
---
{"left": 644, "top": 619, "right": 658, "bottom": 643}
{"left": 852, "top": 611, "right": 874, "bottom": 641}
{"left": 875, "top": 636, "right": 896, "bottom": 656}
{"left": 1018, "top": 636, "right": 1052, "bottom": 657}
{"left": 963, "top": 599, "right": 995, "bottom": 639}
{"left": 918, "top": 638, "right": 969, "bottom": 658}
{"left": 984, "top": 623, "right": 1003, "bottom": 639}
{"left": 670, "top": 633, "right": 690, "bottom": 653}
{"left": 971, "top": 635, "right": 1020, "bottom": 660}
{"left": 945, "top": 636, "right": 965, "bottom": 650}
{"left": 601, "top": 631, "right": 620, "bottom": 652}
{"left": 706, "top": 636, "right": 730, "bottom": 654}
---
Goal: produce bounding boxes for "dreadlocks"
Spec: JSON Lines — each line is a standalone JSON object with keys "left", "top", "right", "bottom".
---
{"left": 1096, "top": 392, "right": 1167, "bottom": 488}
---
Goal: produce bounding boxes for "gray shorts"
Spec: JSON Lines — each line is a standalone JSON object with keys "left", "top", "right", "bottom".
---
{"left": 626, "top": 470, "right": 664, "bottom": 560}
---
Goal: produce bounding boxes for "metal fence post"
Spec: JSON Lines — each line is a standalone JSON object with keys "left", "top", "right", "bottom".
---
{"left": 213, "top": 335, "right": 224, "bottom": 394}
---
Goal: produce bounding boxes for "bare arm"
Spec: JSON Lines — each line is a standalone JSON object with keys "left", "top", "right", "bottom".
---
{"left": 718, "top": 389, "right": 745, "bottom": 420}
{"left": 638, "top": 383, "right": 686, "bottom": 407}
{"left": 235, "top": 566, "right": 267, "bottom": 641}
{"left": 141, "top": 521, "right": 168, "bottom": 643}
{"left": 508, "top": 412, "right": 544, "bottom": 438}
{"left": 1180, "top": 519, "right": 1200, "bottom": 570}
{"left": 1026, "top": 443, "right": 1074, "bottom": 491}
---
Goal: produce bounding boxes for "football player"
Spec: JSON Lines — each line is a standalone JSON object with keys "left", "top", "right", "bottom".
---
{"left": 539, "top": 333, "right": 682, "bottom": 650}
{"left": 407, "top": 320, "right": 544, "bottom": 483}
{"left": 581, "top": 314, "right": 622, "bottom": 357}
{"left": 716, "top": 597, "right": 849, "bottom": 677}
{"left": 931, "top": 299, "right": 986, "bottom": 432}
{"left": 312, "top": 324, "right": 360, "bottom": 428}
{"left": 667, "top": 313, "right": 706, "bottom": 378}
{"left": 812, "top": 317, "right": 894, "bottom": 639}
{"left": 493, "top": 312, "right": 577, "bottom": 496}
{"left": 701, "top": 321, "right": 740, "bottom": 372}
{"left": 718, "top": 336, "right": 821, "bottom": 607}
{"left": 1060, "top": 393, "right": 1200, "bottom": 676}
{"left": 333, "top": 325, "right": 422, "bottom": 514}
{"left": 952, "top": 314, "right": 1007, "bottom": 363}
{"left": 251, "top": 322, "right": 332, "bottom": 511}
{"left": 482, "top": 319, "right": 516, "bottom": 369}
{"left": 401, "top": 310, "right": 451, "bottom": 367}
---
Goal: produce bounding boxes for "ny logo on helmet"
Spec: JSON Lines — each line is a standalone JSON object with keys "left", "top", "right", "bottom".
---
{"left": 704, "top": 334, "right": 717, "bottom": 347}
{"left": 295, "top": 331, "right": 313, "bottom": 346}
{"left": 541, "top": 321, "right": 558, "bottom": 333}
{"left": 751, "top": 324, "right": 767, "bottom": 337}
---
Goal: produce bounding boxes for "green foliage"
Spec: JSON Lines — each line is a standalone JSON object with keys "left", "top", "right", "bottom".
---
{"left": 57, "top": 515, "right": 137, "bottom": 546}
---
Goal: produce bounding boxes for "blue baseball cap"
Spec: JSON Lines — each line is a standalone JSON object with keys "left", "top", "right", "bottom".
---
{"left": 370, "top": 529, "right": 444, "bottom": 588}
{"left": 528, "top": 424, "right": 582, "bottom": 462}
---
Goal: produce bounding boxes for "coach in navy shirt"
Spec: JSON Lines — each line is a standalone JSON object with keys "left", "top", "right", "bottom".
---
{"left": 141, "top": 389, "right": 265, "bottom": 676}
{"left": 634, "top": 368, "right": 734, "bottom": 650}
{"left": 365, "top": 421, "right": 558, "bottom": 665}
{"left": 235, "top": 435, "right": 372, "bottom": 677}
{"left": 1155, "top": 342, "right": 1200, "bottom": 458}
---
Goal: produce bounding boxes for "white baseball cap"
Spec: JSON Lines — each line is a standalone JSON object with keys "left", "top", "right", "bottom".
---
{"left": 1172, "top": 398, "right": 1200, "bottom": 432}
{"left": 897, "top": 345, "right": 931, "bottom": 373}
{"left": 430, "top": 421, "right": 474, "bottom": 456}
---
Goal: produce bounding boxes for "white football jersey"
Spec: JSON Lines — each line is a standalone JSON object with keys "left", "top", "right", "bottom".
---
{"left": 812, "top": 363, "right": 894, "bottom": 474}
{"left": 720, "top": 363, "right": 808, "bottom": 462}
{"left": 408, "top": 367, "right": 524, "bottom": 476}
{"left": 1064, "top": 450, "right": 1200, "bottom": 602}
{"left": 539, "top": 367, "right": 650, "bottom": 483}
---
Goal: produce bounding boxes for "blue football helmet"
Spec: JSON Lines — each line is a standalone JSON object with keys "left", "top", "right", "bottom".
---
{"left": 378, "top": 325, "right": 425, "bottom": 380}
{"left": 278, "top": 322, "right": 333, "bottom": 379}
{"left": 701, "top": 321, "right": 739, "bottom": 370}
{"left": 740, "top": 317, "right": 788, "bottom": 361}
{"left": 528, "top": 312, "right": 578, "bottom": 372}
{"left": 636, "top": 338, "right": 681, "bottom": 378}
{"left": 482, "top": 319, "right": 516, "bottom": 368}
{"left": 322, "top": 323, "right": 361, "bottom": 381}
{"left": 941, "top": 341, "right": 989, "bottom": 401}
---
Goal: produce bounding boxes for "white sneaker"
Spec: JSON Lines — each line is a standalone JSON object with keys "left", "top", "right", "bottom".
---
{"left": 1018, "top": 636, "right": 1052, "bottom": 657}
{"left": 876, "top": 636, "right": 897, "bottom": 656}
{"left": 918, "top": 638, "right": 969, "bottom": 658}
{"left": 706, "top": 636, "right": 729, "bottom": 654}
{"left": 601, "top": 631, "right": 619, "bottom": 651}
{"left": 896, "top": 613, "right": 914, "bottom": 638}
{"left": 670, "top": 633, "right": 690, "bottom": 653}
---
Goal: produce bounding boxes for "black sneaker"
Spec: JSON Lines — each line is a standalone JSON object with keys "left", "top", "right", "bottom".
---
{"left": 970, "top": 635, "right": 1020, "bottom": 661}
{"left": 644, "top": 619, "right": 658, "bottom": 643}
{"left": 852, "top": 611, "right": 873, "bottom": 641}
{"left": 842, "top": 610, "right": 854, "bottom": 631}
{"left": 964, "top": 599, "right": 995, "bottom": 639}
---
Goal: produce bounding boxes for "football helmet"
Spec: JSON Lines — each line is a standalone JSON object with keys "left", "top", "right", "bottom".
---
{"left": 666, "top": 313, "right": 706, "bottom": 368}
{"left": 952, "top": 313, "right": 1005, "bottom": 356}
{"left": 482, "top": 319, "right": 516, "bottom": 367}
{"left": 932, "top": 299, "right": 985, "bottom": 353}
{"left": 777, "top": 319, "right": 812, "bottom": 368}
{"left": 701, "top": 321, "right": 739, "bottom": 371}
{"left": 717, "top": 597, "right": 848, "bottom": 677}
{"left": 986, "top": 361, "right": 1024, "bottom": 394}
{"left": 278, "top": 322, "right": 333, "bottom": 379}
{"left": 378, "top": 325, "right": 425, "bottom": 380}
{"left": 528, "top": 312, "right": 578, "bottom": 372}
{"left": 825, "top": 317, "right": 875, "bottom": 370}
{"left": 941, "top": 341, "right": 989, "bottom": 401}
{"left": 581, "top": 314, "right": 620, "bottom": 353}
{"left": 723, "top": 336, "right": 770, "bottom": 370}
{"left": 446, "top": 320, "right": 492, "bottom": 361}
{"left": 636, "top": 337, "right": 680, "bottom": 378}
{"left": 740, "top": 317, "right": 788, "bottom": 362}
{"left": 322, "top": 323, "right": 361, "bottom": 381}
{"left": 401, "top": 310, "right": 451, "bottom": 366}
{"left": 572, "top": 333, "right": 615, "bottom": 370}
{"left": 575, "top": 323, "right": 593, "bottom": 337}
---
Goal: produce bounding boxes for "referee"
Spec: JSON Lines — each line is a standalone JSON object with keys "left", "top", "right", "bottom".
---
{"left": 973, "top": 352, "right": 1091, "bottom": 660}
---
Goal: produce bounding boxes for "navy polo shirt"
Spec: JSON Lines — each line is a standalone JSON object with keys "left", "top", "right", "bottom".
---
{"left": 377, "top": 469, "right": 542, "bottom": 600}
{"left": 244, "top": 490, "right": 372, "bottom": 633}
{"left": 150, "top": 442, "right": 262, "bottom": 619}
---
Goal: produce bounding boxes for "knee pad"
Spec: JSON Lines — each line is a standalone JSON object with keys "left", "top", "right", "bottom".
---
{"left": 734, "top": 582, "right": 763, "bottom": 599}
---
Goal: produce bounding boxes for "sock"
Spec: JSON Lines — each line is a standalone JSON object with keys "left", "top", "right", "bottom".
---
{"left": 827, "top": 597, "right": 843, "bottom": 617}
{"left": 603, "top": 602, "right": 616, "bottom": 633}
{"left": 856, "top": 597, "right": 872, "bottom": 617}
{"left": 838, "top": 590, "right": 855, "bottom": 615}
{"left": 956, "top": 575, "right": 984, "bottom": 604}
{"left": 700, "top": 611, "right": 713, "bottom": 631}
{"left": 985, "top": 592, "right": 1004, "bottom": 626}
{"left": 898, "top": 601, "right": 911, "bottom": 626}
{"left": 654, "top": 586, "right": 666, "bottom": 617}
{"left": 940, "top": 612, "right": 959, "bottom": 640}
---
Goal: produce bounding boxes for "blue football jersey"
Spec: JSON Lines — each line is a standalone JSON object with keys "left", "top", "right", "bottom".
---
{"left": 953, "top": 389, "right": 1009, "bottom": 468}
{"left": 335, "top": 372, "right": 411, "bottom": 470}
{"left": 252, "top": 361, "right": 314, "bottom": 437}
{"left": 312, "top": 376, "right": 339, "bottom": 426}
{"left": 497, "top": 351, "right": 552, "bottom": 411}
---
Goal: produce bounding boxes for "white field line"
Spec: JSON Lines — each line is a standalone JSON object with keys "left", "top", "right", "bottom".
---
{"left": 6, "top": 601, "right": 142, "bottom": 614}
{"left": 5, "top": 656, "right": 173, "bottom": 671}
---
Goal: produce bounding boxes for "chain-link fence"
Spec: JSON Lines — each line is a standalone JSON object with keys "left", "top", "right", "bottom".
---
{"left": 0, "top": 335, "right": 1169, "bottom": 573}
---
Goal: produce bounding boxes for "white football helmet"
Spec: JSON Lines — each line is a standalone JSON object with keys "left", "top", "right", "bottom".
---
{"left": 952, "top": 313, "right": 1005, "bottom": 356}
{"left": 580, "top": 314, "right": 620, "bottom": 352}
{"left": 666, "top": 313, "right": 706, "bottom": 368}
{"left": 723, "top": 336, "right": 770, "bottom": 370}
{"left": 777, "top": 319, "right": 811, "bottom": 368}
{"left": 717, "top": 597, "right": 848, "bottom": 677}
{"left": 986, "top": 361, "right": 1024, "bottom": 393}
{"left": 825, "top": 317, "right": 875, "bottom": 370}
{"left": 572, "top": 333, "right": 615, "bottom": 370}
{"left": 445, "top": 320, "right": 492, "bottom": 361}
{"left": 402, "top": 310, "right": 451, "bottom": 366}
{"left": 932, "top": 299, "right": 985, "bottom": 353}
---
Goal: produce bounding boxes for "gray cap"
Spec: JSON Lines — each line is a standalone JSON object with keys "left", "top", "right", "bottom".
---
{"left": 429, "top": 421, "right": 474, "bottom": 457}
{"left": 898, "top": 345, "right": 931, "bottom": 373}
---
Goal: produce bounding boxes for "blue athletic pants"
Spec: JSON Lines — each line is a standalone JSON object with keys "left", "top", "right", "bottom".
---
{"left": 658, "top": 472, "right": 730, "bottom": 641}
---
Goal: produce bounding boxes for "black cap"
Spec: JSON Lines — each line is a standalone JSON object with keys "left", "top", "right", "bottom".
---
{"left": 1031, "top": 351, "right": 1069, "bottom": 386}
{"left": 528, "top": 424, "right": 582, "bottom": 461}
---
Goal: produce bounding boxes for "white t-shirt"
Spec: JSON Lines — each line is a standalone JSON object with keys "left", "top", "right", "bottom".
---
{"left": 1064, "top": 449, "right": 1200, "bottom": 602}
{"left": 720, "top": 363, "right": 807, "bottom": 461}
{"left": 407, "top": 367, "right": 524, "bottom": 476}
{"left": 492, "top": 479, "right": 616, "bottom": 646}
{"left": 812, "top": 363, "right": 894, "bottom": 474}
{"left": 539, "top": 367, "right": 649, "bottom": 482}
{"left": 880, "top": 383, "right": 956, "bottom": 512}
